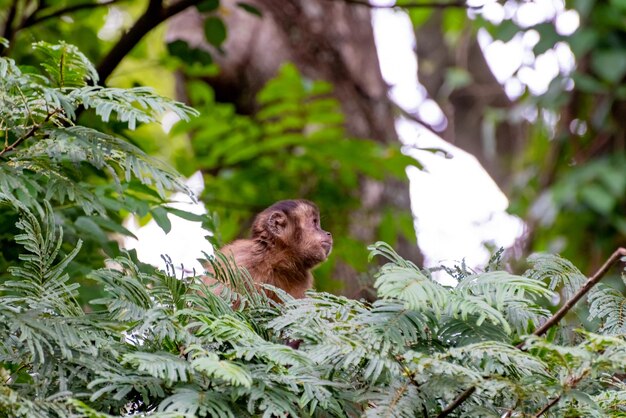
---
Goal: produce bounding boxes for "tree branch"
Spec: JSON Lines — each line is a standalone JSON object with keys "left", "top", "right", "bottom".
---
{"left": 0, "top": 109, "right": 60, "bottom": 157}
{"left": 517, "top": 247, "right": 626, "bottom": 349}
{"left": 533, "top": 394, "right": 561, "bottom": 418}
{"left": 96, "top": 0, "right": 198, "bottom": 84}
{"left": 19, "top": 0, "right": 126, "bottom": 30}
{"left": 436, "top": 386, "right": 476, "bottom": 418}
{"left": 328, "top": 0, "right": 475, "bottom": 9}
{"left": 533, "top": 369, "right": 589, "bottom": 417}
{"left": 162, "top": 0, "right": 201, "bottom": 19}
{"left": 0, "top": 0, "right": 19, "bottom": 54}
{"left": 437, "top": 248, "right": 626, "bottom": 416}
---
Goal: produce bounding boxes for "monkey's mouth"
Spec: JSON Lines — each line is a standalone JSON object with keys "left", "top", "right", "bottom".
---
{"left": 321, "top": 241, "right": 333, "bottom": 256}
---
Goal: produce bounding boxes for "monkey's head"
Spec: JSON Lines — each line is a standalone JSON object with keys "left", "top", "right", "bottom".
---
{"left": 251, "top": 199, "right": 333, "bottom": 269}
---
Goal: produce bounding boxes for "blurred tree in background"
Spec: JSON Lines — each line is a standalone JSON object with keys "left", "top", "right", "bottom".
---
{"left": 0, "top": 0, "right": 420, "bottom": 298}
{"left": 1, "top": 0, "right": 625, "bottom": 289}
{"left": 407, "top": 0, "right": 626, "bottom": 272}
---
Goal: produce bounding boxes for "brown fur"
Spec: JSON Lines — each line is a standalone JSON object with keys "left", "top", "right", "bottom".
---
{"left": 206, "top": 200, "right": 332, "bottom": 301}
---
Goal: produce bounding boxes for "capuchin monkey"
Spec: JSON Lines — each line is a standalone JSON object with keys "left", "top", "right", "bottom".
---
{"left": 205, "top": 200, "right": 332, "bottom": 302}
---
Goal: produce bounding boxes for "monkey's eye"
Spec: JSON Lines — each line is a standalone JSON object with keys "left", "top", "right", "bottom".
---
{"left": 312, "top": 218, "right": 319, "bottom": 226}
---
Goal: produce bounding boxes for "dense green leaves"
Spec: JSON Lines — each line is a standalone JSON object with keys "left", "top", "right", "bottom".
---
{"left": 33, "top": 41, "right": 99, "bottom": 86}
{"left": 3, "top": 205, "right": 626, "bottom": 416}
{"left": 0, "top": 41, "right": 205, "bottom": 289}
{"left": 476, "top": 0, "right": 626, "bottom": 271}
{"left": 1, "top": 5, "right": 626, "bottom": 417}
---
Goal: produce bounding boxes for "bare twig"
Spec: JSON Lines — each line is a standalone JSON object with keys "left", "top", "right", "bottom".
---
{"left": 533, "top": 394, "right": 561, "bottom": 418}
{"left": 394, "top": 353, "right": 426, "bottom": 411}
{"left": 328, "top": 0, "right": 475, "bottom": 9}
{"left": 96, "top": 0, "right": 198, "bottom": 84}
{"left": 19, "top": 0, "right": 126, "bottom": 29}
{"left": 436, "top": 386, "right": 476, "bottom": 418}
{"left": 533, "top": 369, "right": 589, "bottom": 417}
{"left": 438, "top": 248, "right": 626, "bottom": 416}
{"left": 0, "top": 109, "right": 60, "bottom": 157}
{"left": 517, "top": 247, "right": 626, "bottom": 349}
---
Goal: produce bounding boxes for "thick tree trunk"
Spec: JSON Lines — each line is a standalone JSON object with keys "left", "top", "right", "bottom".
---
{"left": 168, "top": 0, "right": 422, "bottom": 297}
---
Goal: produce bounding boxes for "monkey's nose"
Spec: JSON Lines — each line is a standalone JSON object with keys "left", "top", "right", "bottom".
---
{"left": 326, "top": 231, "right": 332, "bottom": 236}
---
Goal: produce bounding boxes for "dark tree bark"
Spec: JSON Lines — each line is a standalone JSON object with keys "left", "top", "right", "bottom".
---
{"left": 168, "top": 0, "right": 422, "bottom": 297}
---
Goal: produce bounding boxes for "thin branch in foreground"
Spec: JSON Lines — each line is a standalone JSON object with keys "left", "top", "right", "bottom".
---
{"left": 96, "top": 0, "right": 198, "bottom": 84}
{"left": 533, "top": 394, "right": 561, "bottom": 418}
{"left": 436, "top": 386, "right": 476, "bottom": 418}
{"left": 533, "top": 369, "right": 589, "bottom": 417}
{"left": 517, "top": 247, "right": 626, "bottom": 349}
{"left": 0, "top": 109, "right": 60, "bottom": 157}
{"left": 19, "top": 0, "right": 126, "bottom": 29}
{"left": 438, "top": 248, "right": 626, "bottom": 417}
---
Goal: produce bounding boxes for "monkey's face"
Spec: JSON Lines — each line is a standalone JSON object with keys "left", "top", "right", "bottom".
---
{"left": 301, "top": 209, "right": 333, "bottom": 263}
{"left": 253, "top": 200, "right": 332, "bottom": 269}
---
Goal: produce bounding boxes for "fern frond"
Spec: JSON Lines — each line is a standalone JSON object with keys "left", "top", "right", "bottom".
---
{"left": 374, "top": 264, "right": 448, "bottom": 314}
{"left": 293, "top": 376, "right": 347, "bottom": 417}
{"left": 522, "top": 336, "right": 592, "bottom": 368}
{"left": 122, "top": 351, "right": 190, "bottom": 384}
{"left": 438, "top": 316, "right": 510, "bottom": 345}
{"left": 246, "top": 380, "right": 302, "bottom": 418}
{"left": 445, "top": 341, "right": 550, "bottom": 379}
{"left": 190, "top": 353, "right": 252, "bottom": 388}
{"left": 526, "top": 253, "right": 587, "bottom": 300}
{"left": 368, "top": 241, "right": 420, "bottom": 270}
{"left": 457, "top": 271, "right": 553, "bottom": 306}
{"left": 363, "top": 379, "right": 422, "bottom": 418}
{"left": 158, "top": 388, "right": 235, "bottom": 418}
{"left": 588, "top": 284, "right": 626, "bottom": 334}
{"left": 88, "top": 371, "right": 166, "bottom": 403}
{"left": 269, "top": 292, "right": 365, "bottom": 340}
{"left": 503, "top": 300, "right": 551, "bottom": 335}
{"left": 404, "top": 351, "right": 483, "bottom": 385}
{"left": 19, "top": 126, "right": 192, "bottom": 198}
{"left": 446, "top": 293, "right": 512, "bottom": 334}
{"left": 233, "top": 342, "right": 311, "bottom": 368}
{"left": 454, "top": 271, "right": 553, "bottom": 335}
{"left": 33, "top": 41, "right": 99, "bottom": 87}
{"left": 88, "top": 256, "right": 153, "bottom": 322}
{"left": 357, "top": 300, "right": 431, "bottom": 350}
{"left": 592, "top": 378, "right": 626, "bottom": 416}
{"left": 134, "top": 307, "right": 185, "bottom": 344}
{"left": 203, "top": 251, "right": 273, "bottom": 309}
{"left": 74, "top": 86, "right": 198, "bottom": 130}
{"left": 1, "top": 197, "right": 82, "bottom": 315}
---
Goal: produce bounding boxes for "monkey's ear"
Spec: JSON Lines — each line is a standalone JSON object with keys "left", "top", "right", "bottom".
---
{"left": 267, "top": 211, "right": 287, "bottom": 236}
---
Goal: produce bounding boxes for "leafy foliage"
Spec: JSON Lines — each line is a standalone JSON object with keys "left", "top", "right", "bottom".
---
{"left": 0, "top": 41, "right": 203, "bottom": 294}
{"left": 476, "top": 0, "right": 626, "bottom": 269}
{"left": 4, "top": 1, "right": 422, "bottom": 296}
{"left": 2, "top": 201, "right": 626, "bottom": 416}
{"left": 1, "top": 7, "right": 626, "bottom": 418}
{"left": 0, "top": 41, "right": 196, "bottom": 207}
